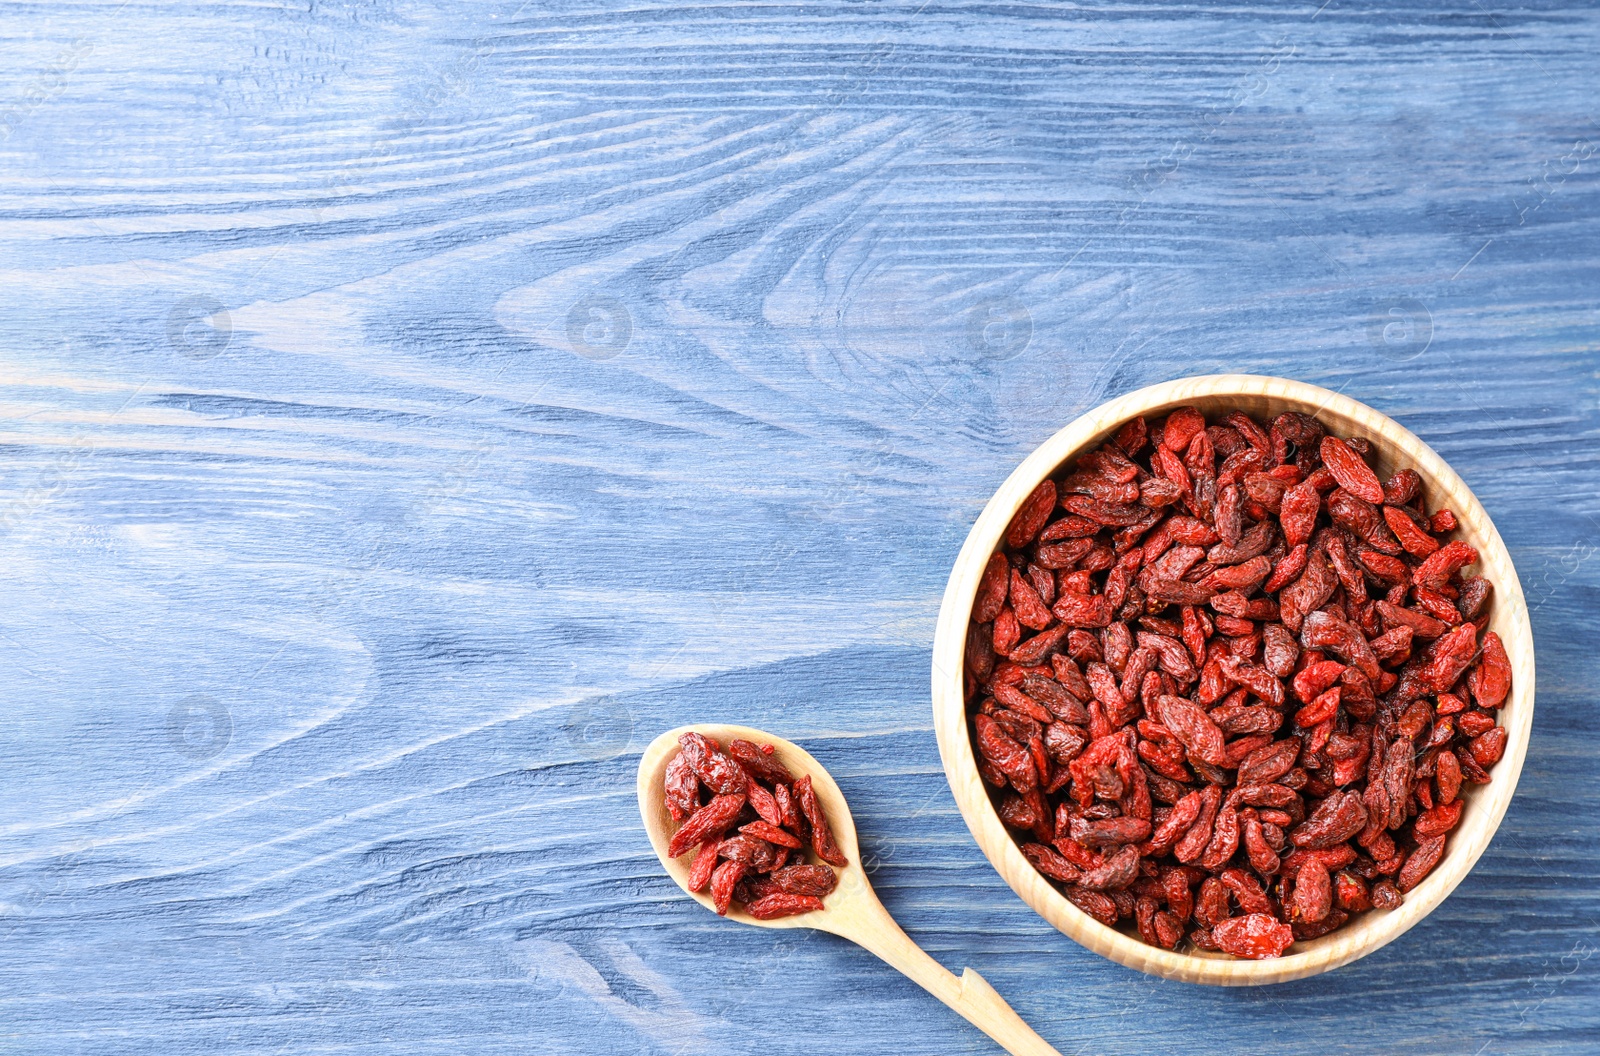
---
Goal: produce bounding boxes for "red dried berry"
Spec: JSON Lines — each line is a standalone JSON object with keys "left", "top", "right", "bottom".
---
{"left": 664, "top": 753, "right": 700, "bottom": 822}
{"left": 678, "top": 732, "right": 750, "bottom": 795}
{"left": 740, "top": 820, "right": 803, "bottom": 849}
{"left": 1469, "top": 632, "right": 1512, "bottom": 709}
{"left": 1414, "top": 540, "right": 1479, "bottom": 591}
{"left": 1413, "top": 801, "right": 1463, "bottom": 838}
{"left": 726, "top": 739, "right": 795, "bottom": 785}
{"left": 1382, "top": 504, "right": 1441, "bottom": 557}
{"left": 668, "top": 792, "right": 747, "bottom": 859}
{"left": 769, "top": 864, "right": 839, "bottom": 897}
{"left": 1397, "top": 835, "right": 1447, "bottom": 893}
{"left": 974, "top": 553, "right": 1010, "bottom": 624}
{"left": 1320, "top": 436, "right": 1384, "bottom": 504}
{"left": 1291, "top": 858, "right": 1333, "bottom": 923}
{"left": 1154, "top": 695, "right": 1228, "bottom": 767}
{"left": 1009, "top": 569, "right": 1054, "bottom": 630}
{"left": 745, "top": 777, "right": 783, "bottom": 827}
{"left": 1006, "top": 480, "right": 1058, "bottom": 549}
{"left": 687, "top": 841, "right": 720, "bottom": 893}
{"left": 1435, "top": 750, "right": 1463, "bottom": 805}
{"left": 1065, "top": 886, "right": 1121, "bottom": 927}
{"left": 710, "top": 859, "right": 747, "bottom": 915}
{"left": 1370, "top": 879, "right": 1404, "bottom": 910}
{"left": 1077, "top": 845, "right": 1141, "bottom": 891}
{"left": 1163, "top": 407, "right": 1208, "bottom": 453}
{"left": 795, "top": 775, "right": 849, "bottom": 868}
{"left": 1212, "top": 913, "right": 1295, "bottom": 959}
{"left": 745, "top": 893, "right": 825, "bottom": 919}
{"left": 1470, "top": 726, "right": 1508, "bottom": 767}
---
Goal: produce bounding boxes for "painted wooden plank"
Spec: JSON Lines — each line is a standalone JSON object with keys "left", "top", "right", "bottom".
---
{"left": 0, "top": 0, "right": 1597, "bottom": 1053}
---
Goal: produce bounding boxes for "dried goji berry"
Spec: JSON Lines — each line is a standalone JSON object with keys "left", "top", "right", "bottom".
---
{"left": 769, "top": 864, "right": 839, "bottom": 897}
{"left": 1382, "top": 469, "right": 1421, "bottom": 506}
{"left": 1212, "top": 913, "right": 1294, "bottom": 959}
{"left": 1320, "top": 436, "right": 1384, "bottom": 504}
{"left": 1077, "top": 845, "right": 1141, "bottom": 891}
{"left": 1007, "top": 480, "right": 1058, "bottom": 549}
{"left": 1435, "top": 750, "right": 1462, "bottom": 805}
{"left": 710, "top": 859, "right": 747, "bottom": 915}
{"left": 1291, "top": 857, "right": 1333, "bottom": 923}
{"left": 678, "top": 732, "right": 749, "bottom": 795}
{"left": 1064, "top": 886, "right": 1121, "bottom": 927}
{"left": 668, "top": 792, "right": 747, "bottom": 859}
{"left": 1154, "top": 695, "right": 1227, "bottom": 766}
{"left": 1470, "top": 726, "right": 1508, "bottom": 766}
{"left": 1414, "top": 539, "right": 1480, "bottom": 591}
{"left": 1397, "top": 835, "right": 1446, "bottom": 892}
{"left": 745, "top": 893, "right": 826, "bottom": 919}
{"left": 795, "top": 774, "right": 849, "bottom": 868}
{"left": 1468, "top": 631, "right": 1512, "bottom": 708}
{"left": 1291, "top": 791, "right": 1367, "bottom": 849}
{"left": 1333, "top": 870, "right": 1371, "bottom": 912}
{"left": 727, "top": 739, "right": 794, "bottom": 785}
{"left": 1412, "top": 801, "right": 1463, "bottom": 838}
{"left": 974, "top": 553, "right": 1010, "bottom": 623}
{"left": 1163, "top": 406, "right": 1208, "bottom": 453}
{"left": 746, "top": 777, "right": 783, "bottom": 826}
{"left": 1009, "top": 568, "right": 1054, "bottom": 630}
{"left": 664, "top": 752, "right": 700, "bottom": 822}
{"left": 687, "top": 840, "right": 721, "bottom": 892}
{"left": 1383, "top": 504, "right": 1442, "bottom": 557}
{"left": 1371, "top": 879, "right": 1403, "bottom": 909}
{"left": 740, "top": 820, "right": 803, "bottom": 849}
{"left": 1278, "top": 478, "right": 1322, "bottom": 549}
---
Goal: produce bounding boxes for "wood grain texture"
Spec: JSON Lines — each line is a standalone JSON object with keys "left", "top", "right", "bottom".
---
{"left": 0, "top": 0, "right": 1596, "bottom": 1052}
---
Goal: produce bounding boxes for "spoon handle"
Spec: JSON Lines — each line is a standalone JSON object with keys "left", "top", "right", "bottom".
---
{"left": 843, "top": 910, "right": 1063, "bottom": 1056}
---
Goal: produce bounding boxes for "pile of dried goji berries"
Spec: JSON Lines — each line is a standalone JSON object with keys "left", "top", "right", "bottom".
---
{"left": 964, "top": 407, "right": 1512, "bottom": 958}
{"left": 664, "top": 732, "right": 849, "bottom": 919}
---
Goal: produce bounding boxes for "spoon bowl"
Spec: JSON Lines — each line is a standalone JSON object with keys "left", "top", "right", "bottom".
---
{"left": 638, "top": 723, "right": 1063, "bottom": 1056}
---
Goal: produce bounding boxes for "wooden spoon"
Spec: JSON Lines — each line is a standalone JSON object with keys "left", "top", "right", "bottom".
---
{"left": 637, "top": 723, "right": 1063, "bottom": 1056}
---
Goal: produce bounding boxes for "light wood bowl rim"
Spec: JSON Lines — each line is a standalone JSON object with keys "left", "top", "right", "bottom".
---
{"left": 930, "top": 374, "right": 1535, "bottom": 985}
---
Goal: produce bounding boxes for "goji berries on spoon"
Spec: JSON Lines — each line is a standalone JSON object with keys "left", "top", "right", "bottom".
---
{"left": 664, "top": 731, "right": 846, "bottom": 919}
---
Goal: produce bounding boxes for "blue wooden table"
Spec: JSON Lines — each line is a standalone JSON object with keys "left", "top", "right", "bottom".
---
{"left": 2, "top": 2, "right": 1597, "bottom": 1053}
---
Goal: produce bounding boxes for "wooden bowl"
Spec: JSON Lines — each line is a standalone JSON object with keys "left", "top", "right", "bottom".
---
{"left": 931, "top": 374, "right": 1535, "bottom": 985}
